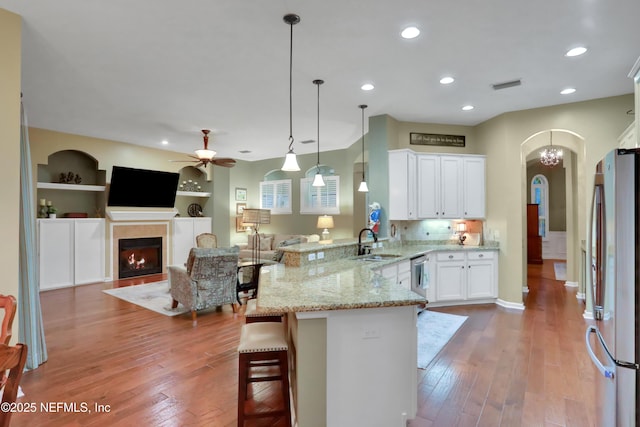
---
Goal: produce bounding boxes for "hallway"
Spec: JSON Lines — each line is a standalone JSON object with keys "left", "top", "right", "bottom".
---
{"left": 410, "top": 259, "right": 597, "bottom": 426}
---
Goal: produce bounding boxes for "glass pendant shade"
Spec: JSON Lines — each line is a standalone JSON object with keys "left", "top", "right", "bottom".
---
{"left": 312, "top": 172, "right": 325, "bottom": 187}
{"left": 195, "top": 149, "right": 216, "bottom": 161}
{"left": 358, "top": 180, "right": 369, "bottom": 192}
{"left": 281, "top": 150, "right": 300, "bottom": 171}
{"left": 358, "top": 104, "right": 369, "bottom": 192}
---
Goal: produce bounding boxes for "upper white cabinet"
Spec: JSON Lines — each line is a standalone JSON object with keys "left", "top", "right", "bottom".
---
{"left": 408, "top": 151, "right": 486, "bottom": 220}
{"left": 388, "top": 150, "right": 417, "bottom": 220}
{"left": 171, "top": 217, "right": 212, "bottom": 265}
{"left": 39, "top": 218, "right": 105, "bottom": 291}
{"left": 462, "top": 156, "right": 486, "bottom": 218}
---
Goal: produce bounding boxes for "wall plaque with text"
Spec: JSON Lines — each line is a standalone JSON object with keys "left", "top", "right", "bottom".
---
{"left": 410, "top": 132, "right": 465, "bottom": 147}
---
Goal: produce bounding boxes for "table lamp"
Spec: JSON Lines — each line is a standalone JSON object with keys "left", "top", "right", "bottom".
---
{"left": 317, "top": 215, "right": 334, "bottom": 242}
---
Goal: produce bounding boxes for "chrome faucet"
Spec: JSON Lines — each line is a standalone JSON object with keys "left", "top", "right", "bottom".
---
{"left": 357, "top": 228, "right": 378, "bottom": 256}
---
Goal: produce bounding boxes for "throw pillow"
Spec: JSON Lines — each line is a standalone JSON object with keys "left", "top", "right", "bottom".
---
{"left": 259, "top": 236, "right": 273, "bottom": 251}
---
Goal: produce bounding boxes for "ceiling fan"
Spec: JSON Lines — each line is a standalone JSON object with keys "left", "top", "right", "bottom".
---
{"left": 172, "top": 129, "right": 236, "bottom": 168}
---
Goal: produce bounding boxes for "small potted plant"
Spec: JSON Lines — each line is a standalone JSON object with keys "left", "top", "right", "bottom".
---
{"left": 47, "top": 205, "right": 58, "bottom": 219}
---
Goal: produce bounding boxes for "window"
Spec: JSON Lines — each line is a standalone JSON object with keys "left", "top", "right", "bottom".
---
{"left": 259, "top": 179, "right": 292, "bottom": 214}
{"left": 300, "top": 175, "right": 340, "bottom": 214}
{"left": 531, "top": 174, "right": 549, "bottom": 239}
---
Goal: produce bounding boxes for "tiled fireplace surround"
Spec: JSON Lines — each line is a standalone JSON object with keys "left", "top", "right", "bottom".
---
{"left": 110, "top": 222, "right": 169, "bottom": 280}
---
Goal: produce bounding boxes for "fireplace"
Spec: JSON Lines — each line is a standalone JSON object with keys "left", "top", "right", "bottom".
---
{"left": 118, "top": 237, "right": 163, "bottom": 279}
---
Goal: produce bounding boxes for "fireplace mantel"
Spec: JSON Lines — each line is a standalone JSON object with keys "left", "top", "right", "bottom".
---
{"left": 107, "top": 208, "right": 178, "bottom": 221}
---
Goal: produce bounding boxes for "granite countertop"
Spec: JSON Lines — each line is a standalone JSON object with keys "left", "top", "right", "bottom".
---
{"left": 255, "top": 242, "right": 499, "bottom": 314}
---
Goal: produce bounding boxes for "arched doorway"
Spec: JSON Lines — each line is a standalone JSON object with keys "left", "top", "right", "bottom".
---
{"left": 520, "top": 130, "right": 586, "bottom": 298}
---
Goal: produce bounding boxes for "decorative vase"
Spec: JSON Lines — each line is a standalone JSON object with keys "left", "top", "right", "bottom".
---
{"left": 49, "top": 213, "right": 56, "bottom": 219}
{"left": 38, "top": 205, "right": 48, "bottom": 218}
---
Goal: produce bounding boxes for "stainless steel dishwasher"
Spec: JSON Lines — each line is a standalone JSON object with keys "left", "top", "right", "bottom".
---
{"left": 410, "top": 254, "right": 427, "bottom": 298}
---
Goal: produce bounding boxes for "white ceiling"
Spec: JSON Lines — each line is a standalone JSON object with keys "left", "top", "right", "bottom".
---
{"left": 2, "top": 0, "right": 639, "bottom": 162}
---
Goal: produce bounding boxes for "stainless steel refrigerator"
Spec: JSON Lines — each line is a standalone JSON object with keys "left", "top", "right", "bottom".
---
{"left": 586, "top": 148, "right": 640, "bottom": 426}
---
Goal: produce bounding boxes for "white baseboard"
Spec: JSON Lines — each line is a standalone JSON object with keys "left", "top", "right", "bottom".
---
{"left": 576, "top": 292, "right": 585, "bottom": 300}
{"left": 522, "top": 286, "right": 529, "bottom": 293}
{"left": 583, "top": 310, "right": 593, "bottom": 320}
{"left": 496, "top": 299, "right": 525, "bottom": 311}
{"left": 564, "top": 281, "right": 578, "bottom": 288}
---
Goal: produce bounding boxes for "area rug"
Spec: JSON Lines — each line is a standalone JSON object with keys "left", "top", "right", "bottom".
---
{"left": 554, "top": 262, "right": 567, "bottom": 281}
{"left": 417, "top": 310, "right": 468, "bottom": 369}
{"left": 103, "top": 281, "right": 189, "bottom": 316}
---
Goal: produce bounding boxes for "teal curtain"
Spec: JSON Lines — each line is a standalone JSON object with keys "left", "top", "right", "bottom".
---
{"left": 18, "top": 99, "right": 48, "bottom": 369}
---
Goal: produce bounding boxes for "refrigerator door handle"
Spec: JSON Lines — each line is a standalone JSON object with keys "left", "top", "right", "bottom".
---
{"left": 585, "top": 326, "right": 616, "bottom": 378}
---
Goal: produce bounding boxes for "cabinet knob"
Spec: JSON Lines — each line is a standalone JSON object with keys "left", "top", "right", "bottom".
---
{"left": 465, "top": 212, "right": 468, "bottom": 215}
{"left": 448, "top": 255, "right": 453, "bottom": 259}
{"left": 461, "top": 266, "right": 464, "bottom": 269}
{"left": 479, "top": 254, "right": 484, "bottom": 258}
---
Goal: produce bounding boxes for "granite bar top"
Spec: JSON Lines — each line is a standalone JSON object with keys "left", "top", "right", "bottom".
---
{"left": 255, "top": 242, "right": 499, "bottom": 314}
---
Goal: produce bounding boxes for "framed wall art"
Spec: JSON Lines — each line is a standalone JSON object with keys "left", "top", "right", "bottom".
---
{"left": 235, "top": 187, "right": 247, "bottom": 201}
{"left": 236, "top": 203, "right": 246, "bottom": 215}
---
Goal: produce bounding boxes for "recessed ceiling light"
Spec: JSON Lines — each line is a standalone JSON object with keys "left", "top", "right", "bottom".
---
{"left": 440, "top": 76, "right": 455, "bottom": 85}
{"left": 161, "top": 140, "right": 169, "bottom": 145}
{"left": 401, "top": 26, "right": 420, "bottom": 39}
{"left": 565, "top": 47, "right": 587, "bottom": 57}
{"left": 361, "top": 83, "right": 375, "bottom": 91}
{"left": 560, "top": 88, "right": 576, "bottom": 95}
{"left": 462, "top": 105, "right": 474, "bottom": 111}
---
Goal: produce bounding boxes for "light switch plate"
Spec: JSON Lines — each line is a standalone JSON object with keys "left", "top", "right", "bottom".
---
{"left": 317, "top": 251, "right": 324, "bottom": 259}
{"left": 308, "top": 253, "right": 316, "bottom": 261}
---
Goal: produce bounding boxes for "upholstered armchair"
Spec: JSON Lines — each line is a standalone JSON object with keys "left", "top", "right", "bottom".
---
{"left": 168, "top": 247, "right": 239, "bottom": 322}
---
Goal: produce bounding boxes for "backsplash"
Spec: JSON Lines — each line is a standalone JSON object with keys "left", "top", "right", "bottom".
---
{"left": 390, "top": 219, "right": 484, "bottom": 245}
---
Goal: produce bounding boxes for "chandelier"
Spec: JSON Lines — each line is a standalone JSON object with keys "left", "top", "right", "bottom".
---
{"left": 540, "top": 131, "right": 562, "bottom": 167}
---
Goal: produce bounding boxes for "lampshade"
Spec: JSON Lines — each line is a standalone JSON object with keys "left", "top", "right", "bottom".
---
{"left": 281, "top": 150, "right": 300, "bottom": 171}
{"left": 312, "top": 172, "right": 325, "bottom": 187}
{"left": 358, "top": 180, "right": 369, "bottom": 192}
{"left": 194, "top": 149, "right": 216, "bottom": 161}
{"left": 456, "top": 222, "right": 467, "bottom": 233}
{"left": 317, "top": 215, "right": 334, "bottom": 229}
{"left": 242, "top": 209, "right": 271, "bottom": 225}
{"left": 281, "top": 14, "right": 302, "bottom": 172}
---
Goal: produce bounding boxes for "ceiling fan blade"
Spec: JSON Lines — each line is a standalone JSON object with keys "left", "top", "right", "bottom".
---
{"left": 169, "top": 159, "right": 198, "bottom": 163}
{"left": 212, "top": 158, "right": 236, "bottom": 168}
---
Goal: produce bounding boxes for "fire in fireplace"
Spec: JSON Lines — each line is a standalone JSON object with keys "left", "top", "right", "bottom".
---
{"left": 118, "top": 237, "right": 162, "bottom": 279}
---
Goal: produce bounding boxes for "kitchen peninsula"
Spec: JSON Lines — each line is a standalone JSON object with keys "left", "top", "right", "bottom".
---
{"left": 254, "top": 239, "right": 499, "bottom": 426}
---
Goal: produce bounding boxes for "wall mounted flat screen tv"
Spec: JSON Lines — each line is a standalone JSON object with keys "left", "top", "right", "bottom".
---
{"left": 107, "top": 166, "right": 180, "bottom": 208}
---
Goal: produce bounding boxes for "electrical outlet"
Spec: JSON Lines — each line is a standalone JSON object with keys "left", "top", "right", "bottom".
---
{"left": 308, "top": 253, "right": 316, "bottom": 261}
{"left": 378, "top": 242, "right": 383, "bottom": 248}
{"left": 372, "top": 242, "right": 378, "bottom": 249}
{"left": 317, "top": 251, "right": 324, "bottom": 259}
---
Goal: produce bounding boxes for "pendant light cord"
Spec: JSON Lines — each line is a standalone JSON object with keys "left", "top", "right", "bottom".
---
{"left": 360, "top": 104, "right": 367, "bottom": 181}
{"left": 288, "top": 20, "right": 294, "bottom": 151}
{"left": 316, "top": 80, "right": 321, "bottom": 169}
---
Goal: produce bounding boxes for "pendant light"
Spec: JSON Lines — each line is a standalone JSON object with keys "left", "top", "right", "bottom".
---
{"left": 358, "top": 104, "right": 369, "bottom": 192}
{"left": 540, "top": 130, "right": 563, "bottom": 167}
{"left": 281, "top": 14, "right": 301, "bottom": 172}
{"left": 312, "top": 79, "right": 325, "bottom": 187}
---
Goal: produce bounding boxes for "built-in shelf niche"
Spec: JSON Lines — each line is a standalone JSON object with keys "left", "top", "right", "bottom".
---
{"left": 37, "top": 150, "right": 107, "bottom": 218}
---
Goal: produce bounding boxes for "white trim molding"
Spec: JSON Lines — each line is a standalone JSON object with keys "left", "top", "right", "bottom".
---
{"left": 576, "top": 292, "right": 585, "bottom": 300}
{"left": 564, "top": 281, "right": 578, "bottom": 288}
{"left": 496, "top": 299, "right": 525, "bottom": 311}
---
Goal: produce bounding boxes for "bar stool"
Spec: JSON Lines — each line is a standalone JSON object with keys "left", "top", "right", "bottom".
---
{"left": 244, "top": 299, "right": 284, "bottom": 323}
{"left": 237, "top": 322, "right": 291, "bottom": 427}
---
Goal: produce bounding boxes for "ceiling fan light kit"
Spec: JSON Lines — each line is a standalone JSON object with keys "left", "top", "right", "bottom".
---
{"left": 281, "top": 13, "right": 301, "bottom": 172}
{"left": 171, "top": 129, "right": 237, "bottom": 168}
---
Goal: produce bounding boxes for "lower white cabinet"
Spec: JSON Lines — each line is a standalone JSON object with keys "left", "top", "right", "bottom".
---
{"left": 38, "top": 218, "right": 105, "bottom": 291}
{"left": 171, "top": 217, "right": 212, "bottom": 264}
{"left": 376, "top": 260, "right": 411, "bottom": 290}
{"left": 433, "top": 250, "right": 497, "bottom": 305}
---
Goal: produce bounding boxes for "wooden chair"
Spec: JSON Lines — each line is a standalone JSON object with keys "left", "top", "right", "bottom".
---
{"left": 196, "top": 233, "right": 218, "bottom": 249}
{"left": 0, "top": 295, "right": 17, "bottom": 345}
{"left": 0, "top": 343, "right": 28, "bottom": 427}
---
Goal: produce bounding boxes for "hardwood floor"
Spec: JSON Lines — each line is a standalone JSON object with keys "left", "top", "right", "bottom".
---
{"left": 13, "top": 260, "right": 597, "bottom": 426}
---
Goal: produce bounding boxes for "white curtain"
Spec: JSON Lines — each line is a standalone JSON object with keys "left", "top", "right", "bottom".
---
{"left": 18, "top": 99, "right": 48, "bottom": 369}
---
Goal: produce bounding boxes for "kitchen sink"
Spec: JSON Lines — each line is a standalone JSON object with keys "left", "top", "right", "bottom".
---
{"left": 352, "top": 253, "right": 403, "bottom": 262}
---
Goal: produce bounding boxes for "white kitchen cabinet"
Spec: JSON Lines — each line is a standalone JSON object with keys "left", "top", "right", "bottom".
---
{"left": 462, "top": 156, "right": 486, "bottom": 218}
{"left": 376, "top": 259, "right": 411, "bottom": 290}
{"left": 439, "top": 156, "right": 463, "bottom": 218}
{"left": 466, "top": 251, "right": 496, "bottom": 298}
{"left": 388, "top": 150, "right": 417, "bottom": 220}
{"left": 171, "top": 217, "right": 212, "bottom": 264}
{"left": 414, "top": 152, "right": 486, "bottom": 219}
{"left": 432, "top": 250, "right": 498, "bottom": 305}
{"left": 435, "top": 252, "right": 466, "bottom": 300}
{"left": 39, "top": 218, "right": 105, "bottom": 291}
{"left": 417, "top": 155, "right": 440, "bottom": 218}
